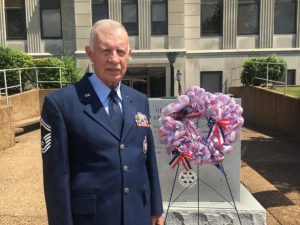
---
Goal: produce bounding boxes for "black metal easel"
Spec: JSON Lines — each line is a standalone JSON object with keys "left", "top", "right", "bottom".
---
{"left": 164, "top": 163, "right": 242, "bottom": 225}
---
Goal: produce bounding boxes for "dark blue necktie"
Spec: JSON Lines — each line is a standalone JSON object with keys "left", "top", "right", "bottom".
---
{"left": 108, "top": 90, "right": 123, "bottom": 135}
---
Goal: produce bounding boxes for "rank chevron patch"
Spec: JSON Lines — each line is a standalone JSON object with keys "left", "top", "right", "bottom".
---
{"left": 41, "top": 118, "right": 51, "bottom": 154}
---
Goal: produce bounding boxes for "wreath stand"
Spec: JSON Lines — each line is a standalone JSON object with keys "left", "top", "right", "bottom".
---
{"left": 164, "top": 162, "right": 243, "bottom": 225}
{"left": 159, "top": 87, "right": 244, "bottom": 225}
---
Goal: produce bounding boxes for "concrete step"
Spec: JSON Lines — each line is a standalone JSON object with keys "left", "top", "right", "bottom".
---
{"left": 14, "top": 127, "right": 24, "bottom": 134}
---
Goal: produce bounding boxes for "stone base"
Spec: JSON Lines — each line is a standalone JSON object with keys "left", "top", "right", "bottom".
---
{"left": 163, "top": 184, "right": 266, "bottom": 225}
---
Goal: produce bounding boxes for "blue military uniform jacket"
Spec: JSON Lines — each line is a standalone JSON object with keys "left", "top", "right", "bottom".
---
{"left": 41, "top": 74, "right": 163, "bottom": 225}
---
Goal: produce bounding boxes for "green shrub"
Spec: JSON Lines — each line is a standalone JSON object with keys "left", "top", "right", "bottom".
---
{"left": 60, "top": 55, "right": 82, "bottom": 83}
{"left": 25, "top": 56, "right": 82, "bottom": 89}
{"left": 0, "top": 47, "right": 32, "bottom": 93}
{"left": 0, "top": 47, "right": 32, "bottom": 69}
{"left": 0, "top": 47, "right": 82, "bottom": 92}
{"left": 24, "top": 57, "right": 67, "bottom": 89}
{"left": 241, "top": 55, "right": 286, "bottom": 86}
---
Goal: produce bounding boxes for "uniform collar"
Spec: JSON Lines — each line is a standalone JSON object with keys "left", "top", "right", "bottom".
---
{"left": 89, "top": 73, "right": 122, "bottom": 104}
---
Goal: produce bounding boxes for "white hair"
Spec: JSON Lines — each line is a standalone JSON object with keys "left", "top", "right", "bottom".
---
{"left": 89, "top": 19, "right": 129, "bottom": 51}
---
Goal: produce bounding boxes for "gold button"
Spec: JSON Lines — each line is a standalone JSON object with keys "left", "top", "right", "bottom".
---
{"left": 123, "top": 165, "right": 129, "bottom": 172}
{"left": 120, "top": 144, "right": 125, "bottom": 150}
{"left": 124, "top": 187, "right": 130, "bottom": 194}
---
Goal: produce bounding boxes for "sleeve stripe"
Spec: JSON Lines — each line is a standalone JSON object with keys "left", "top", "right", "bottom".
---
{"left": 41, "top": 118, "right": 51, "bottom": 131}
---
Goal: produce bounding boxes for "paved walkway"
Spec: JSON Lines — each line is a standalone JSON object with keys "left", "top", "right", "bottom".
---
{"left": 0, "top": 130, "right": 47, "bottom": 225}
{"left": 240, "top": 125, "right": 300, "bottom": 225}
{"left": 0, "top": 126, "right": 299, "bottom": 224}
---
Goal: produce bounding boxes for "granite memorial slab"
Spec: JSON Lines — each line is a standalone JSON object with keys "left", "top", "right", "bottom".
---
{"left": 149, "top": 98, "right": 266, "bottom": 225}
{"left": 149, "top": 98, "right": 241, "bottom": 203}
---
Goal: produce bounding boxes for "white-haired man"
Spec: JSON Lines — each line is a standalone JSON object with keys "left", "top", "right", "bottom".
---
{"left": 41, "top": 19, "right": 164, "bottom": 225}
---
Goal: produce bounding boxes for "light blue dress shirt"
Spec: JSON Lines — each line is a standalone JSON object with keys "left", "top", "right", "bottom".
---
{"left": 89, "top": 73, "right": 123, "bottom": 115}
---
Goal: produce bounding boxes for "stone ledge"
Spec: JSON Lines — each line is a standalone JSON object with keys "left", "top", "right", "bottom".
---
{"left": 15, "top": 116, "right": 40, "bottom": 128}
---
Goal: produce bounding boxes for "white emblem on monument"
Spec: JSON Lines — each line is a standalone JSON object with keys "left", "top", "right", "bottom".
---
{"left": 177, "top": 169, "right": 198, "bottom": 189}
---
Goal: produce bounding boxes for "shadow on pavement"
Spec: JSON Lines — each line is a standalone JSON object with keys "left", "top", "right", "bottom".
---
{"left": 15, "top": 123, "right": 40, "bottom": 138}
{"left": 253, "top": 190, "right": 296, "bottom": 208}
{"left": 241, "top": 124, "right": 300, "bottom": 205}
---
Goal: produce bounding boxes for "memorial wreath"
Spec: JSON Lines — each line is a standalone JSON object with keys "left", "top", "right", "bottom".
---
{"left": 159, "top": 86, "right": 244, "bottom": 171}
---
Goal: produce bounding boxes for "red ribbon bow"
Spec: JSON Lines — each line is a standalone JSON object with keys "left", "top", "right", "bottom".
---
{"left": 171, "top": 152, "right": 194, "bottom": 171}
{"left": 209, "top": 118, "right": 231, "bottom": 145}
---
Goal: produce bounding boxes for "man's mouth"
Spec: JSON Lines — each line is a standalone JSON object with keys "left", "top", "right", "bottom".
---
{"left": 107, "top": 68, "right": 120, "bottom": 72}
{"left": 107, "top": 65, "right": 121, "bottom": 72}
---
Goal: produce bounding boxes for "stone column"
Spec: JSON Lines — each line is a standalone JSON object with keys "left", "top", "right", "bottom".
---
{"left": 168, "top": 0, "right": 184, "bottom": 49}
{"left": 74, "top": 0, "right": 92, "bottom": 51}
{"left": 25, "top": 0, "right": 41, "bottom": 53}
{"left": 0, "top": 0, "right": 6, "bottom": 47}
{"left": 138, "top": 0, "right": 150, "bottom": 49}
{"left": 296, "top": 0, "right": 300, "bottom": 47}
{"left": 259, "top": 0, "right": 274, "bottom": 48}
{"left": 223, "top": 0, "right": 237, "bottom": 49}
{"left": 61, "top": 0, "right": 76, "bottom": 54}
{"left": 108, "top": 0, "right": 121, "bottom": 22}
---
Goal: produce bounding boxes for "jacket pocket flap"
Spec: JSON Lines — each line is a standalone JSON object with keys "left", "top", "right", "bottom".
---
{"left": 71, "top": 195, "right": 97, "bottom": 214}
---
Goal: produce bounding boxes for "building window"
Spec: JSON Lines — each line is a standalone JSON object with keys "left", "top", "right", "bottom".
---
{"left": 122, "top": 0, "right": 138, "bottom": 35}
{"left": 40, "top": 0, "right": 62, "bottom": 39}
{"left": 5, "top": 0, "right": 27, "bottom": 40}
{"left": 92, "top": 0, "right": 108, "bottom": 24}
{"left": 201, "top": 0, "right": 223, "bottom": 36}
{"left": 200, "top": 71, "right": 222, "bottom": 93}
{"left": 237, "top": 0, "right": 259, "bottom": 35}
{"left": 151, "top": 0, "right": 168, "bottom": 35}
{"left": 280, "top": 70, "right": 296, "bottom": 85}
{"left": 123, "top": 67, "right": 166, "bottom": 97}
{"left": 274, "top": 0, "right": 297, "bottom": 34}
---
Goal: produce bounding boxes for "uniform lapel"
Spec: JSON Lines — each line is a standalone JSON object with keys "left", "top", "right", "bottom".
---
{"left": 75, "top": 75, "right": 120, "bottom": 140}
{"left": 121, "top": 85, "right": 136, "bottom": 142}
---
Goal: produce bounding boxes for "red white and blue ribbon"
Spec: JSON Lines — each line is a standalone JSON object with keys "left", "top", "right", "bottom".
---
{"left": 159, "top": 86, "right": 244, "bottom": 171}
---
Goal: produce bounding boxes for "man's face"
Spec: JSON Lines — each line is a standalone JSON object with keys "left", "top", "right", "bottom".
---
{"left": 86, "top": 28, "right": 131, "bottom": 88}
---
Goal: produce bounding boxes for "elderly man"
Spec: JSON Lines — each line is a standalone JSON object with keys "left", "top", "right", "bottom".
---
{"left": 41, "top": 19, "right": 164, "bottom": 225}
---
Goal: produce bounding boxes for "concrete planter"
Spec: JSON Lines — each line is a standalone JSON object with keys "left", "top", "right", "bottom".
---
{"left": 0, "top": 105, "right": 15, "bottom": 150}
{"left": 229, "top": 86, "right": 300, "bottom": 139}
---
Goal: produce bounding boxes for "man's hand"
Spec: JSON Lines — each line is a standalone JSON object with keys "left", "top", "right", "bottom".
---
{"left": 151, "top": 215, "right": 164, "bottom": 225}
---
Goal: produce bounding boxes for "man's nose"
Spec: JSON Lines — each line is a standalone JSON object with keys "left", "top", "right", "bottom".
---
{"left": 109, "top": 51, "right": 120, "bottom": 63}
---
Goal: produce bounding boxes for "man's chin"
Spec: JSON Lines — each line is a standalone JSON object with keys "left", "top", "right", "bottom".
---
{"left": 107, "top": 78, "right": 122, "bottom": 88}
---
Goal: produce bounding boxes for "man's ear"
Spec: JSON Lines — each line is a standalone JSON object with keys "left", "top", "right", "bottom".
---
{"left": 85, "top": 46, "right": 93, "bottom": 61}
{"left": 128, "top": 49, "right": 132, "bottom": 61}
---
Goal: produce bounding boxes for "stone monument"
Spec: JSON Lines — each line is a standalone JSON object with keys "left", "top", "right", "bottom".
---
{"left": 149, "top": 98, "right": 266, "bottom": 225}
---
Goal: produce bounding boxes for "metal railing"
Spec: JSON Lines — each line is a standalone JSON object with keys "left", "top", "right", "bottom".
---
{"left": 230, "top": 65, "right": 244, "bottom": 87}
{"left": 230, "top": 62, "right": 288, "bottom": 93}
{"left": 0, "top": 67, "right": 66, "bottom": 105}
{"left": 252, "top": 77, "right": 287, "bottom": 93}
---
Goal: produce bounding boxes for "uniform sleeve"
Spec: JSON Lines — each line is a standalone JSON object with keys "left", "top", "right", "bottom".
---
{"left": 145, "top": 98, "right": 164, "bottom": 216}
{"left": 41, "top": 95, "right": 73, "bottom": 225}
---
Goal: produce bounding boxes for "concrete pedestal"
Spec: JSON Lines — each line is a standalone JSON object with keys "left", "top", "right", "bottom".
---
{"left": 163, "top": 185, "right": 266, "bottom": 225}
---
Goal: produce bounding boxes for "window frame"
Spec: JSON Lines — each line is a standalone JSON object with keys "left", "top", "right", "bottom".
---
{"left": 201, "top": 0, "right": 223, "bottom": 36}
{"left": 237, "top": 0, "right": 260, "bottom": 35}
{"left": 121, "top": 0, "right": 138, "bottom": 36}
{"left": 200, "top": 71, "right": 223, "bottom": 93}
{"left": 5, "top": 0, "right": 27, "bottom": 40}
{"left": 92, "top": 0, "right": 109, "bottom": 24}
{"left": 39, "top": 0, "right": 62, "bottom": 39}
{"left": 274, "top": 0, "right": 297, "bottom": 34}
{"left": 280, "top": 69, "right": 296, "bottom": 85}
{"left": 151, "top": 0, "right": 168, "bottom": 35}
